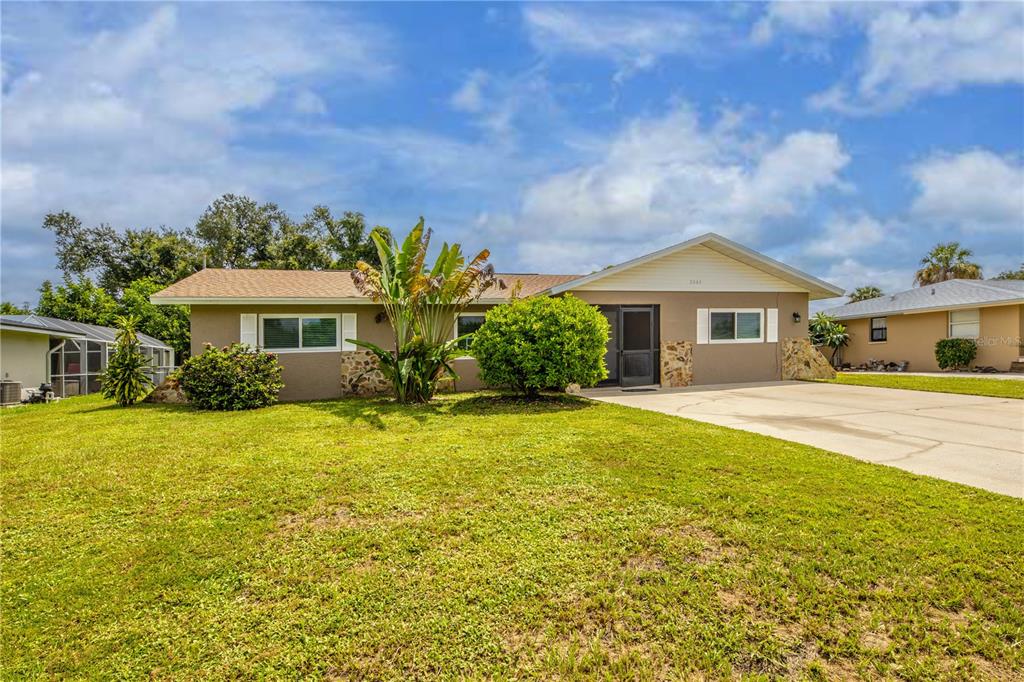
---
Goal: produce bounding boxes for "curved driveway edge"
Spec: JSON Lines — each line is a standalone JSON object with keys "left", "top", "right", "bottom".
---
{"left": 586, "top": 381, "right": 1024, "bottom": 498}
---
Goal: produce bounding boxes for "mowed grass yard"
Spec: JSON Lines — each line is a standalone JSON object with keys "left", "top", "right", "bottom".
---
{"left": 826, "top": 372, "right": 1024, "bottom": 400}
{"left": 2, "top": 394, "right": 1022, "bottom": 680}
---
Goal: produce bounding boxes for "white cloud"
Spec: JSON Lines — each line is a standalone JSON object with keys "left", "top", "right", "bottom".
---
{"left": 0, "top": 4, "right": 392, "bottom": 230}
{"left": 909, "top": 150, "right": 1024, "bottom": 232}
{"left": 450, "top": 69, "right": 489, "bottom": 113}
{"left": 803, "top": 213, "right": 888, "bottom": 260}
{"left": 819, "top": 257, "right": 911, "bottom": 305}
{"left": 805, "top": 3, "right": 1024, "bottom": 113}
{"left": 294, "top": 90, "right": 328, "bottom": 115}
{"left": 0, "top": 3, "right": 394, "bottom": 303}
{"left": 446, "top": 66, "right": 558, "bottom": 145}
{"left": 522, "top": 5, "right": 733, "bottom": 83}
{"left": 480, "top": 104, "right": 849, "bottom": 274}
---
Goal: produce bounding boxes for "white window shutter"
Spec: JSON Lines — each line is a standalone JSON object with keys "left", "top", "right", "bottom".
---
{"left": 240, "top": 314, "right": 258, "bottom": 347}
{"left": 342, "top": 313, "right": 357, "bottom": 351}
{"left": 766, "top": 308, "right": 778, "bottom": 343}
{"left": 696, "top": 308, "right": 709, "bottom": 344}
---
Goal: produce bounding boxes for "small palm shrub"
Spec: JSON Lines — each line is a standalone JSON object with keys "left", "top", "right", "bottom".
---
{"left": 935, "top": 338, "right": 977, "bottom": 370}
{"left": 809, "top": 312, "right": 850, "bottom": 367}
{"left": 178, "top": 343, "right": 284, "bottom": 410}
{"left": 471, "top": 295, "right": 609, "bottom": 397}
{"left": 100, "top": 315, "right": 153, "bottom": 406}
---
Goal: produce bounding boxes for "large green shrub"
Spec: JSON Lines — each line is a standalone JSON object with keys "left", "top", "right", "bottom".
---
{"left": 471, "top": 295, "right": 609, "bottom": 397}
{"left": 935, "top": 337, "right": 977, "bottom": 370}
{"left": 100, "top": 315, "right": 153, "bottom": 406}
{"left": 178, "top": 343, "right": 284, "bottom": 410}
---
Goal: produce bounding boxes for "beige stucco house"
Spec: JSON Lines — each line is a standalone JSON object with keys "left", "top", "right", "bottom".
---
{"left": 822, "top": 279, "right": 1024, "bottom": 371}
{"left": 151, "top": 233, "right": 843, "bottom": 401}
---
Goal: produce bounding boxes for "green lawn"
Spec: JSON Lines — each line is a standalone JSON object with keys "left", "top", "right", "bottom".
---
{"left": 3, "top": 394, "right": 1022, "bottom": 679}
{"left": 825, "top": 372, "right": 1024, "bottom": 399}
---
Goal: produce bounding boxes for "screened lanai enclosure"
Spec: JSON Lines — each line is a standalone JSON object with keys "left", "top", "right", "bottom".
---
{"left": 0, "top": 315, "right": 174, "bottom": 399}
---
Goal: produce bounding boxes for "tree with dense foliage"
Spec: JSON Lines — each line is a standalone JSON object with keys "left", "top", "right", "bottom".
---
{"left": 44, "top": 197, "right": 383, "bottom": 291}
{"left": 34, "top": 278, "right": 190, "bottom": 361}
{"left": 935, "top": 338, "right": 977, "bottom": 370}
{"left": 194, "top": 194, "right": 291, "bottom": 269}
{"left": 36, "top": 278, "right": 119, "bottom": 326}
{"left": 848, "top": 286, "right": 884, "bottom": 302}
{"left": 44, "top": 211, "right": 202, "bottom": 295}
{"left": 472, "top": 295, "right": 609, "bottom": 397}
{"left": 0, "top": 302, "right": 31, "bottom": 315}
{"left": 914, "top": 242, "right": 982, "bottom": 286}
{"left": 994, "top": 264, "right": 1024, "bottom": 280}
{"left": 808, "top": 312, "right": 850, "bottom": 366}
{"left": 178, "top": 343, "right": 284, "bottom": 410}
{"left": 350, "top": 218, "right": 496, "bottom": 403}
{"left": 100, "top": 315, "right": 153, "bottom": 406}
{"left": 119, "top": 278, "right": 191, "bottom": 360}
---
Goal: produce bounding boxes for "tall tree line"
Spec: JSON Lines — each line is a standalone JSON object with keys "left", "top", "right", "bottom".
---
{"left": 4, "top": 194, "right": 386, "bottom": 361}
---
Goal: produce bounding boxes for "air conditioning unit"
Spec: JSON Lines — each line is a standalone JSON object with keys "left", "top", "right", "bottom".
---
{"left": 0, "top": 381, "right": 23, "bottom": 406}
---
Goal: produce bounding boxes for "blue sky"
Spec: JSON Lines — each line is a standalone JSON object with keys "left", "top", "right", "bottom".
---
{"left": 2, "top": 2, "right": 1022, "bottom": 309}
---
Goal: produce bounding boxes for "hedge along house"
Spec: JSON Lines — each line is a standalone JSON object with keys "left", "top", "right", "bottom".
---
{"left": 151, "top": 233, "right": 843, "bottom": 401}
{"left": 821, "top": 279, "right": 1024, "bottom": 372}
{"left": 0, "top": 315, "right": 175, "bottom": 400}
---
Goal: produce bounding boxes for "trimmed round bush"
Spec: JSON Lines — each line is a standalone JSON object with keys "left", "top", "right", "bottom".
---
{"left": 471, "top": 295, "right": 609, "bottom": 396}
{"left": 178, "top": 343, "right": 284, "bottom": 410}
{"left": 935, "top": 337, "right": 977, "bottom": 370}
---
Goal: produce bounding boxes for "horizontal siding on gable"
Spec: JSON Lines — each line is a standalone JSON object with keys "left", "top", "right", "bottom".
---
{"left": 575, "top": 244, "right": 807, "bottom": 292}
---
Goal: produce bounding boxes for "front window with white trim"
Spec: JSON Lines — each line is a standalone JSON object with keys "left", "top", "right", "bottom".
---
{"left": 260, "top": 314, "right": 341, "bottom": 351}
{"left": 709, "top": 309, "right": 763, "bottom": 343}
{"left": 454, "top": 313, "right": 485, "bottom": 350}
{"left": 949, "top": 308, "right": 980, "bottom": 338}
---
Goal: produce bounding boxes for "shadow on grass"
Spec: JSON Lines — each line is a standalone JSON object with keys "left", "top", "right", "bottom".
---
{"left": 445, "top": 392, "right": 593, "bottom": 416}
{"left": 299, "top": 396, "right": 443, "bottom": 430}
{"left": 297, "top": 391, "right": 594, "bottom": 429}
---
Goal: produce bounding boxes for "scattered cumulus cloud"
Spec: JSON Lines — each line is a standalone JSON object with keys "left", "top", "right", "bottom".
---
{"left": 479, "top": 104, "right": 850, "bottom": 274}
{"left": 803, "top": 213, "right": 889, "bottom": 260}
{"left": 806, "top": 3, "right": 1024, "bottom": 114}
{"left": 909, "top": 150, "right": 1024, "bottom": 233}
{"left": 522, "top": 4, "right": 735, "bottom": 83}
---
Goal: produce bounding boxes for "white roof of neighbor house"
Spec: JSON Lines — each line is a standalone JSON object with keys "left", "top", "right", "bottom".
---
{"left": 546, "top": 232, "right": 844, "bottom": 300}
{"left": 0, "top": 315, "right": 172, "bottom": 349}
{"left": 822, "top": 279, "right": 1024, "bottom": 320}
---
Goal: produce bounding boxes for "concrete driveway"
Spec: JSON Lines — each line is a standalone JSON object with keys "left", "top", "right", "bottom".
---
{"left": 587, "top": 382, "right": 1024, "bottom": 498}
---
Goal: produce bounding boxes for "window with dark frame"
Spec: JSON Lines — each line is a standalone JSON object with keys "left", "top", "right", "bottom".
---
{"left": 710, "top": 310, "right": 762, "bottom": 342}
{"left": 870, "top": 317, "right": 887, "bottom": 342}
{"left": 456, "top": 314, "right": 486, "bottom": 350}
{"left": 261, "top": 316, "right": 339, "bottom": 350}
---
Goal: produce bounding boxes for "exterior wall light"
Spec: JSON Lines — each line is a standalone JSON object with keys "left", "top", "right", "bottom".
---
{"left": 792, "top": 312, "right": 802, "bottom": 323}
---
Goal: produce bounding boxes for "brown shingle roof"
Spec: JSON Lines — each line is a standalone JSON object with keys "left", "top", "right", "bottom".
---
{"left": 151, "top": 268, "right": 581, "bottom": 303}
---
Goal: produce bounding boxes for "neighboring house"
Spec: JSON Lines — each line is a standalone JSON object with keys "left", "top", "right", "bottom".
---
{"left": 822, "top": 279, "right": 1024, "bottom": 371}
{"left": 0, "top": 315, "right": 175, "bottom": 400}
{"left": 151, "top": 232, "right": 843, "bottom": 401}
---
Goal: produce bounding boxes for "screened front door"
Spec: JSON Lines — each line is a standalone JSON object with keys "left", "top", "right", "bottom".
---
{"left": 600, "top": 306, "right": 659, "bottom": 387}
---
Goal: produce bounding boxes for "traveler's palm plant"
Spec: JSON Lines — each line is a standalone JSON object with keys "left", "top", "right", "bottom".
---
{"left": 350, "top": 218, "right": 496, "bottom": 402}
{"left": 100, "top": 315, "right": 153, "bottom": 406}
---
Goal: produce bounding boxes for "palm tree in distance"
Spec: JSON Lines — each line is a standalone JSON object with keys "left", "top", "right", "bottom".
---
{"left": 914, "top": 242, "right": 982, "bottom": 286}
{"left": 848, "top": 286, "right": 884, "bottom": 302}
